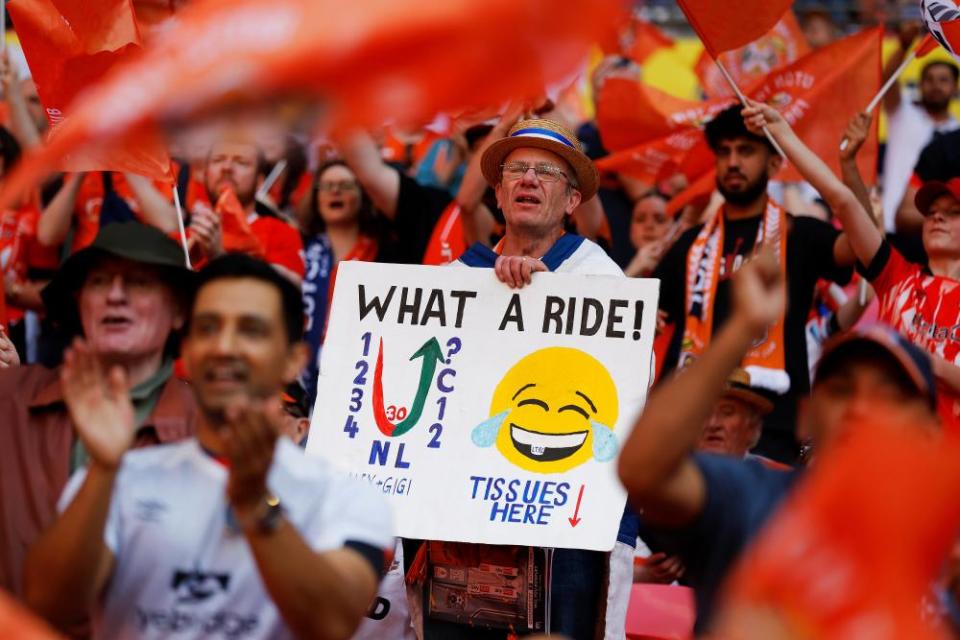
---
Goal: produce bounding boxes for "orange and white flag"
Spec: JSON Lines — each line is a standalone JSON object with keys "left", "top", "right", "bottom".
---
{"left": 695, "top": 12, "right": 809, "bottom": 99}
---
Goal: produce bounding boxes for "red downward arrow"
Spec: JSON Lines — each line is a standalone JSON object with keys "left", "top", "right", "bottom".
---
{"left": 568, "top": 485, "right": 585, "bottom": 527}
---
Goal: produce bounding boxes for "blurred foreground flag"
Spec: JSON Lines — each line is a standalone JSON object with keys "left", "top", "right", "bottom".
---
{"left": 0, "top": 0, "right": 624, "bottom": 207}
{"left": 7, "top": 0, "right": 172, "bottom": 179}
{"left": 716, "top": 413, "right": 960, "bottom": 639}
{"left": 677, "top": 0, "right": 791, "bottom": 57}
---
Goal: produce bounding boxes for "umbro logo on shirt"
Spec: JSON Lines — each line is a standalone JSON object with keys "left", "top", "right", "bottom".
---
{"left": 134, "top": 499, "right": 169, "bottom": 523}
{"left": 172, "top": 569, "right": 231, "bottom": 604}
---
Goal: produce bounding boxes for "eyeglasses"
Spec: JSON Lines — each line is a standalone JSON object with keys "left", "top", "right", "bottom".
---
{"left": 318, "top": 180, "right": 359, "bottom": 193}
{"left": 501, "top": 161, "right": 569, "bottom": 184}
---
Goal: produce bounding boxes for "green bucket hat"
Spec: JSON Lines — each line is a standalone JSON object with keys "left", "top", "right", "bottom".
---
{"left": 41, "top": 222, "right": 196, "bottom": 334}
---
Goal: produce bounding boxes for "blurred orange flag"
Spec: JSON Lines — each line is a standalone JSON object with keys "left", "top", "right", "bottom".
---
{"left": 7, "top": 0, "right": 172, "bottom": 180}
{"left": 626, "top": 20, "right": 674, "bottom": 64}
{"left": 916, "top": 33, "right": 940, "bottom": 58}
{"left": 751, "top": 26, "right": 882, "bottom": 183}
{"left": 596, "top": 77, "right": 733, "bottom": 152}
{"left": 0, "top": 0, "right": 624, "bottom": 209}
{"left": 695, "top": 12, "right": 809, "bottom": 99}
{"left": 214, "top": 189, "right": 264, "bottom": 258}
{"left": 718, "top": 414, "right": 960, "bottom": 639}
{"left": 677, "top": 0, "right": 792, "bottom": 58}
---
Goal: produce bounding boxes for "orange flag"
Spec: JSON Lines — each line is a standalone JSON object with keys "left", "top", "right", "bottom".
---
{"left": 695, "top": 12, "right": 809, "bottom": 99}
{"left": 596, "top": 77, "right": 733, "bottom": 151}
{"left": 750, "top": 27, "right": 883, "bottom": 183}
{"left": 677, "top": 0, "right": 792, "bottom": 57}
{"left": 916, "top": 33, "right": 940, "bottom": 58}
{"left": 626, "top": 20, "right": 674, "bottom": 64}
{"left": 0, "top": 0, "right": 624, "bottom": 208}
{"left": 214, "top": 189, "right": 264, "bottom": 258}
{"left": 7, "top": 0, "right": 172, "bottom": 180}
{"left": 718, "top": 413, "right": 960, "bottom": 639}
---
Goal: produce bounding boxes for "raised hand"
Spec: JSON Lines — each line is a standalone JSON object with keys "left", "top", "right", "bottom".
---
{"left": 741, "top": 99, "right": 789, "bottom": 138}
{"left": 189, "top": 202, "right": 224, "bottom": 259}
{"left": 222, "top": 397, "right": 282, "bottom": 516}
{"left": 732, "top": 250, "right": 786, "bottom": 335}
{"left": 626, "top": 240, "right": 665, "bottom": 277}
{"left": 60, "top": 338, "right": 135, "bottom": 470}
{"left": 839, "top": 111, "right": 872, "bottom": 163}
{"left": 494, "top": 254, "right": 548, "bottom": 289}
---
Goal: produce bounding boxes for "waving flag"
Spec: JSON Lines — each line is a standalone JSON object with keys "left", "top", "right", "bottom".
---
{"left": 596, "top": 77, "right": 732, "bottom": 151}
{"left": 695, "top": 12, "right": 809, "bottom": 99}
{"left": 0, "top": 0, "right": 624, "bottom": 207}
{"left": 595, "top": 28, "right": 881, "bottom": 205}
{"left": 7, "top": 0, "right": 172, "bottom": 179}
{"left": 922, "top": 0, "right": 960, "bottom": 62}
{"left": 677, "top": 0, "right": 792, "bottom": 58}
{"left": 751, "top": 27, "right": 882, "bottom": 183}
{"left": 625, "top": 19, "right": 674, "bottom": 64}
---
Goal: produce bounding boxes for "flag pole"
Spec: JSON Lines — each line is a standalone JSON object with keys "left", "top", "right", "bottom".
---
{"left": 712, "top": 58, "right": 787, "bottom": 160}
{"left": 172, "top": 185, "right": 193, "bottom": 270}
{"left": 256, "top": 158, "right": 287, "bottom": 202}
{"left": 839, "top": 47, "right": 918, "bottom": 151}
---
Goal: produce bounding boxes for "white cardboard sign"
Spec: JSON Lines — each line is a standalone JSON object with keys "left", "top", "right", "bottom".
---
{"left": 306, "top": 262, "right": 658, "bottom": 551}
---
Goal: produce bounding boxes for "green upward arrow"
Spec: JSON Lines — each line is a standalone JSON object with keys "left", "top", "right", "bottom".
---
{"left": 392, "top": 337, "right": 444, "bottom": 436}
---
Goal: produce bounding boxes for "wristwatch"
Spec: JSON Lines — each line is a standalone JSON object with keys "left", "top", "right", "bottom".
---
{"left": 231, "top": 493, "right": 284, "bottom": 535}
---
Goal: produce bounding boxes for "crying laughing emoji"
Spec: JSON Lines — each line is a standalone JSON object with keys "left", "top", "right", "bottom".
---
{"left": 471, "top": 347, "right": 619, "bottom": 474}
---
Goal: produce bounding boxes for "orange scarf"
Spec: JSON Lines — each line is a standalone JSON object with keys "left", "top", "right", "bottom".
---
{"left": 680, "top": 201, "right": 790, "bottom": 393}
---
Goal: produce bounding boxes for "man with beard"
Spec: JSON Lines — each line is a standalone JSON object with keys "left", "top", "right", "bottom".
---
{"left": 188, "top": 137, "right": 306, "bottom": 284}
{"left": 883, "top": 23, "right": 959, "bottom": 232}
{"left": 652, "top": 105, "right": 855, "bottom": 464}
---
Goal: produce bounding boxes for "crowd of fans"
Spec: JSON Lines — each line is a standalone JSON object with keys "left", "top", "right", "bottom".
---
{"left": 1, "top": 5, "right": 960, "bottom": 639}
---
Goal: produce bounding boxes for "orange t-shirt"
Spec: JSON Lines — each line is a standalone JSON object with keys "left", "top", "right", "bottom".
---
{"left": 71, "top": 171, "right": 176, "bottom": 253}
{"left": 249, "top": 214, "right": 305, "bottom": 278}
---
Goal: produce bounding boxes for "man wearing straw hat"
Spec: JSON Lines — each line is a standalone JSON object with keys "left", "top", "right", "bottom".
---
{"left": 430, "top": 119, "right": 632, "bottom": 639}
{"left": 0, "top": 221, "right": 198, "bottom": 599}
{"left": 458, "top": 117, "right": 622, "bottom": 280}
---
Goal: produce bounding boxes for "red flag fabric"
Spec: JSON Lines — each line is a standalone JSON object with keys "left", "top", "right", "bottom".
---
{"left": 215, "top": 189, "right": 265, "bottom": 258}
{"left": 7, "top": 0, "right": 172, "bottom": 180}
{"left": 751, "top": 27, "right": 883, "bottom": 183}
{"left": 677, "top": 0, "right": 792, "bottom": 57}
{"left": 695, "top": 12, "right": 809, "bottom": 99}
{"left": 421, "top": 202, "right": 466, "bottom": 266}
{"left": 596, "top": 77, "right": 733, "bottom": 152}
{"left": 0, "top": 0, "right": 624, "bottom": 208}
{"left": 717, "top": 414, "right": 960, "bottom": 639}
{"left": 916, "top": 33, "right": 940, "bottom": 58}
{"left": 626, "top": 20, "right": 674, "bottom": 64}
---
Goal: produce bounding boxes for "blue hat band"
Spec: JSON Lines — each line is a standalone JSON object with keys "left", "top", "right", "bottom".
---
{"left": 509, "top": 127, "right": 576, "bottom": 149}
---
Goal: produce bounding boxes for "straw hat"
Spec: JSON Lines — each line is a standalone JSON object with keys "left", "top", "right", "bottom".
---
{"left": 480, "top": 119, "right": 598, "bottom": 200}
{"left": 723, "top": 368, "right": 775, "bottom": 415}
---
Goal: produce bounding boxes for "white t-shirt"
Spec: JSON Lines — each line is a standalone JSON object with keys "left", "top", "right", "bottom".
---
{"left": 59, "top": 439, "right": 393, "bottom": 640}
{"left": 454, "top": 236, "right": 625, "bottom": 277}
{"left": 882, "top": 100, "right": 958, "bottom": 231}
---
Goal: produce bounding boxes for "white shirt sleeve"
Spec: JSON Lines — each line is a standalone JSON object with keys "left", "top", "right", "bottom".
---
{"left": 304, "top": 476, "right": 394, "bottom": 554}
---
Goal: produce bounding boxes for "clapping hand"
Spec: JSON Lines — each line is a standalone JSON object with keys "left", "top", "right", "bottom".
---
{"left": 61, "top": 339, "right": 135, "bottom": 470}
{"left": 221, "top": 397, "right": 283, "bottom": 517}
